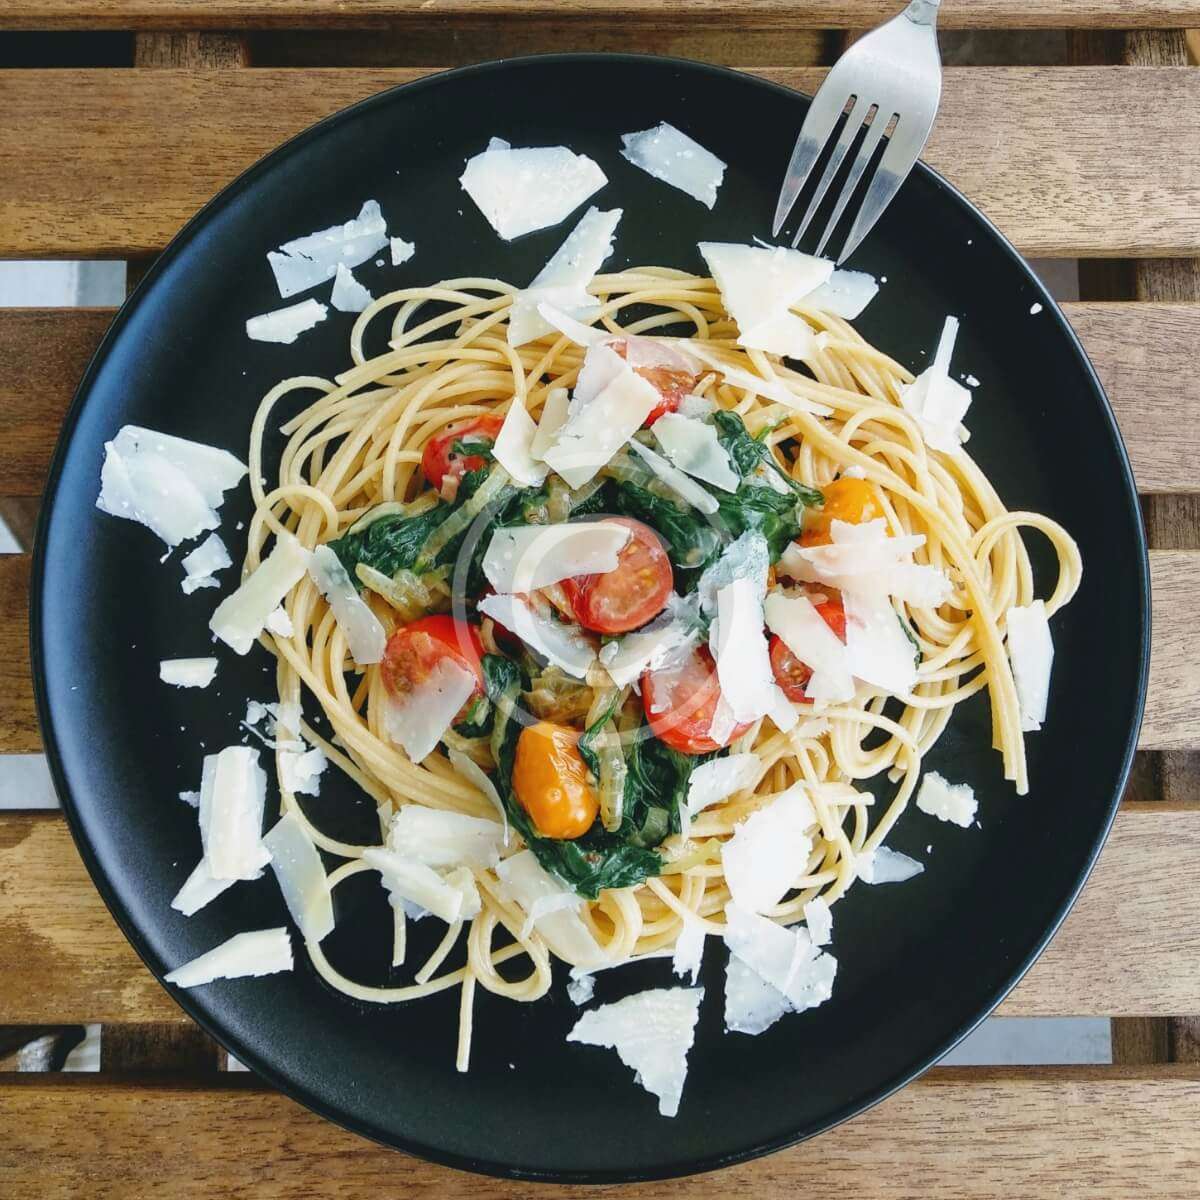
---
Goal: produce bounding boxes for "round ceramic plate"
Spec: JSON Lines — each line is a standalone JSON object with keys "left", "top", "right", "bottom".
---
{"left": 32, "top": 54, "right": 1148, "bottom": 1182}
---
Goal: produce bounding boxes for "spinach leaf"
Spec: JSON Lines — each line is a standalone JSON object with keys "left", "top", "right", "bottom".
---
{"left": 329, "top": 506, "right": 447, "bottom": 583}
{"left": 453, "top": 692, "right": 493, "bottom": 739}
{"left": 622, "top": 732, "right": 700, "bottom": 842}
{"left": 612, "top": 480, "right": 723, "bottom": 591}
{"left": 714, "top": 485, "right": 804, "bottom": 562}
{"left": 713, "top": 410, "right": 823, "bottom": 506}
{"left": 485, "top": 655, "right": 665, "bottom": 899}
{"left": 576, "top": 690, "right": 623, "bottom": 781}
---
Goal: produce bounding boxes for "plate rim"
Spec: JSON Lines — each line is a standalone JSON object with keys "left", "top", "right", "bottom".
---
{"left": 29, "top": 50, "right": 1151, "bottom": 1183}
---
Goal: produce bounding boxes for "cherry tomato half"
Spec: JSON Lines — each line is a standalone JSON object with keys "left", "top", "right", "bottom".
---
{"left": 561, "top": 518, "right": 673, "bottom": 635}
{"left": 381, "top": 615, "right": 486, "bottom": 722}
{"left": 512, "top": 721, "right": 599, "bottom": 839}
{"left": 801, "top": 476, "right": 886, "bottom": 547}
{"left": 611, "top": 340, "right": 700, "bottom": 426}
{"left": 768, "top": 593, "right": 847, "bottom": 702}
{"left": 641, "top": 644, "right": 752, "bottom": 755}
{"left": 420, "top": 415, "right": 505, "bottom": 492}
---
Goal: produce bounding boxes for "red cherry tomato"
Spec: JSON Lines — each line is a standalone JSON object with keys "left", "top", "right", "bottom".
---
{"left": 768, "top": 594, "right": 846, "bottom": 703}
{"left": 420, "top": 415, "right": 505, "bottom": 492}
{"left": 641, "top": 645, "right": 752, "bottom": 755}
{"left": 561, "top": 518, "right": 673, "bottom": 635}
{"left": 611, "top": 340, "right": 700, "bottom": 426}
{"left": 381, "top": 615, "right": 486, "bottom": 721}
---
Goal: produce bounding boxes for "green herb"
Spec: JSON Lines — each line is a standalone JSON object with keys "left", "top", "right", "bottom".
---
{"left": 713, "top": 484, "right": 804, "bottom": 562}
{"left": 453, "top": 692, "right": 493, "bottom": 739}
{"left": 449, "top": 438, "right": 495, "bottom": 463}
{"left": 898, "top": 610, "right": 922, "bottom": 668}
{"left": 621, "top": 730, "right": 700, "bottom": 843}
{"left": 329, "top": 505, "right": 446, "bottom": 583}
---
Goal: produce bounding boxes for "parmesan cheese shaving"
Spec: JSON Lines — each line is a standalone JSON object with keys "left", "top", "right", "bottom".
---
{"left": 363, "top": 847, "right": 481, "bottom": 924}
{"left": 387, "top": 805, "right": 504, "bottom": 870}
{"left": 199, "top": 746, "right": 271, "bottom": 882}
{"left": 805, "top": 268, "right": 880, "bottom": 319}
{"left": 210, "top": 532, "right": 312, "bottom": 655}
{"left": 764, "top": 591, "right": 855, "bottom": 704}
{"left": 722, "top": 783, "right": 815, "bottom": 913}
{"left": 492, "top": 396, "right": 550, "bottom": 487}
{"left": 390, "top": 237, "right": 416, "bottom": 267}
{"left": 496, "top": 850, "right": 607, "bottom": 968}
{"left": 159, "top": 658, "right": 218, "bottom": 689}
{"left": 278, "top": 747, "right": 326, "bottom": 796}
{"left": 246, "top": 298, "right": 329, "bottom": 344}
{"left": 446, "top": 748, "right": 509, "bottom": 844}
{"left": 620, "top": 122, "right": 726, "bottom": 208}
{"left": 686, "top": 752, "right": 761, "bottom": 816}
{"left": 477, "top": 593, "right": 596, "bottom": 679}
{"left": 165, "top": 928, "right": 293, "bottom": 988}
{"left": 330, "top": 263, "right": 373, "bottom": 313}
{"left": 482, "top": 521, "right": 629, "bottom": 593}
{"left": 899, "top": 316, "right": 972, "bottom": 453}
{"left": 530, "top": 386, "right": 570, "bottom": 461}
{"left": 307, "top": 544, "right": 386, "bottom": 664}
{"left": 650, "top": 412, "right": 739, "bottom": 492}
{"left": 379, "top": 657, "right": 477, "bottom": 763}
{"left": 857, "top": 845, "right": 925, "bottom": 884}
{"left": 710, "top": 576, "right": 777, "bottom": 724}
{"left": 1006, "top": 599, "right": 1053, "bottom": 731}
{"left": 599, "top": 592, "right": 700, "bottom": 689}
{"left": 459, "top": 143, "right": 607, "bottom": 241}
{"left": 803, "top": 896, "right": 833, "bottom": 946}
{"left": 171, "top": 857, "right": 235, "bottom": 918}
{"left": 263, "top": 811, "right": 335, "bottom": 942}
{"left": 671, "top": 915, "right": 706, "bottom": 985}
{"left": 626, "top": 437, "right": 720, "bottom": 515}
{"left": 267, "top": 199, "right": 388, "bottom": 298}
{"left": 566, "top": 987, "right": 703, "bottom": 1117}
{"left": 180, "top": 533, "right": 231, "bottom": 594}
{"left": 916, "top": 771, "right": 978, "bottom": 828}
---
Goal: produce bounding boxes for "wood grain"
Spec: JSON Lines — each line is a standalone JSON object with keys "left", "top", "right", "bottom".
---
{"left": 3, "top": 67, "right": 1200, "bottom": 258}
{"left": 0, "top": 556, "right": 39, "bottom": 756}
{"left": 2, "top": 1, "right": 1197, "bottom": 31}
{"left": 3, "top": 1067, "right": 1200, "bottom": 1197}
{"left": 2, "top": 806, "right": 1197, "bottom": 1025}
{"left": 2, "top": 297, "right": 1199, "bottom": 495}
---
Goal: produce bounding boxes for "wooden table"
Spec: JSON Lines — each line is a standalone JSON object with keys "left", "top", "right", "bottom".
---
{"left": 2, "top": 4, "right": 1200, "bottom": 1196}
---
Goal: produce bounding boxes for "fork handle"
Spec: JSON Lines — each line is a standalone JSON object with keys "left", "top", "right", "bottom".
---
{"left": 902, "top": 0, "right": 940, "bottom": 25}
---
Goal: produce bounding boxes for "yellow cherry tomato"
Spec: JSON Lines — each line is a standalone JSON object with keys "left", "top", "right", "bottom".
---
{"left": 512, "top": 721, "right": 599, "bottom": 840}
{"left": 801, "top": 476, "right": 886, "bottom": 546}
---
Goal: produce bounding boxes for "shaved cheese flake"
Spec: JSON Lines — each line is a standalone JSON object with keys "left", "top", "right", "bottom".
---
{"left": 567, "top": 987, "right": 703, "bottom": 1117}
{"left": 380, "top": 656, "right": 476, "bottom": 763}
{"left": 699, "top": 242, "right": 831, "bottom": 359}
{"left": 388, "top": 805, "right": 503, "bottom": 870}
{"left": 707, "top": 695, "right": 739, "bottom": 746}
{"left": 671, "top": 916, "right": 706, "bottom": 984}
{"left": 171, "top": 857, "right": 235, "bottom": 918}
{"left": 916, "top": 771, "right": 978, "bottom": 828}
{"left": 181, "top": 533, "right": 232, "bottom": 594}
{"left": 651, "top": 412, "right": 738, "bottom": 492}
{"left": 265, "top": 606, "right": 293, "bottom": 637}
{"left": 519, "top": 890, "right": 583, "bottom": 940}
{"left": 492, "top": 397, "right": 550, "bottom": 487}
{"left": 621, "top": 122, "right": 726, "bottom": 208}
{"left": 478, "top": 593, "right": 596, "bottom": 679}
{"left": 534, "top": 301, "right": 608, "bottom": 348}
{"left": 267, "top": 199, "right": 388, "bottom": 298}
{"left": 627, "top": 437, "right": 719, "bottom": 515}
{"left": 677, "top": 393, "right": 717, "bottom": 419}
{"left": 543, "top": 347, "right": 661, "bottom": 487}
{"left": 263, "top": 812, "right": 334, "bottom": 942}
{"left": 211, "top": 532, "right": 312, "bottom": 655}
{"left": 722, "top": 783, "right": 815, "bottom": 913}
{"left": 567, "top": 970, "right": 597, "bottom": 1006}
{"left": 483, "top": 521, "right": 629, "bottom": 593}
{"left": 599, "top": 593, "right": 700, "bottom": 688}
{"left": 899, "top": 317, "right": 972, "bottom": 452}
{"left": 697, "top": 530, "right": 770, "bottom": 617}
{"left": 246, "top": 298, "right": 329, "bottom": 344}
{"left": 683, "top": 341, "right": 831, "bottom": 415}
{"left": 508, "top": 206, "right": 621, "bottom": 346}
{"left": 363, "top": 847, "right": 481, "bottom": 923}
{"left": 803, "top": 896, "right": 833, "bottom": 946}
{"left": 308, "top": 544, "right": 386, "bottom": 664}
{"left": 805, "top": 268, "right": 879, "bottom": 319}
{"left": 686, "top": 752, "right": 760, "bottom": 816}
{"left": 710, "top": 576, "right": 775, "bottom": 724}
{"left": 1007, "top": 599, "right": 1054, "bottom": 731}
{"left": 159, "top": 657, "right": 218, "bottom": 689}
{"left": 165, "top": 928, "right": 293, "bottom": 988}
{"left": 97, "top": 426, "right": 246, "bottom": 548}
{"left": 857, "top": 845, "right": 925, "bottom": 884}
{"left": 764, "top": 591, "right": 855, "bottom": 704}
{"left": 200, "top": 746, "right": 271, "bottom": 881}
{"left": 725, "top": 951, "right": 791, "bottom": 1035}
{"left": 459, "top": 143, "right": 606, "bottom": 241}
{"left": 530, "top": 387, "right": 570, "bottom": 461}
{"left": 496, "top": 850, "right": 606, "bottom": 968}
{"left": 278, "top": 746, "right": 326, "bottom": 796}
{"left": 330, "top": 263, "right": 373, "bottom": 313}
{"left": 843, "top": 590, "right": 918, "bottom": 696}
{"left": 446, "top": 748, "right": 509, "bottom": 844}
{"left": 390, "top": 237, "right": 416, "bottom": 266}
{"left": 724, "top": 903, "right": 836, "bottom": 1015}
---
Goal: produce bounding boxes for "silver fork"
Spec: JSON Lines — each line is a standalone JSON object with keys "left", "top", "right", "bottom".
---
{"left": 772, "top": 0, "right": 943, "bottom": 263}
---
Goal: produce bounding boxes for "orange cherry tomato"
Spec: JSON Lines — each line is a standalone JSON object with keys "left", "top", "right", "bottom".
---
{"left": 512, "top": 721, "right": 599, "bottom": 840}
{"left": 561, "top": 517, "right": 673, "bottom": 635}
{"left": 420, "top": 415, "right": 505, "bottom": 492}
{"left": 768, "top": 592, "right": 846, "bottom": 702}
{"left": 380, "top": 615, "right": 486, "bottom": 722}
{"left": 801, "top": 477, "right": 886, "bottom": 547}
{"left": 641, "top": 645, "right": 752, "bottom": 756}
{"left": 611, "top": 339, "right": 700, "bottom": 426}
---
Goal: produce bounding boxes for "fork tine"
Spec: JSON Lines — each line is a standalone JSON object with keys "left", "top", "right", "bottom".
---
{"left": 813, "top": 109, "right": 891, "bottom": 258}
{"left": 771, "top": 85, "right": 854, "bottom": 238}
{"left": 835, "top": 112, "right": 930, "bottom": 264}
{"left": 789, "top": 95, "right": 872, "bottom": 250}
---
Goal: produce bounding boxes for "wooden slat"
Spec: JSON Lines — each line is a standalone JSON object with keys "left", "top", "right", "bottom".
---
{"left": 3, "top": 67, "right": 1200, "bottom": 258}
{"left": 2, "top": 1, "right": 1197, "bottom": 32}
{"left": 2, "top": 298, "right": 1200, "bottom": 496}
{"left": 2, "top": 805, "right": 1196, "bottom": 1025}
{"left": 0, "top": 549, "right": 1190, "bottom": 754}
{"left": 3, "top": 1067, "right": 1200, "bottom": 1197}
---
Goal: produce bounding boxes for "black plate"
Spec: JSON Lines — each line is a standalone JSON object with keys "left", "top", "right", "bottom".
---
{"left": 32, "top": 54, "right": 1148, "bottom": 1182}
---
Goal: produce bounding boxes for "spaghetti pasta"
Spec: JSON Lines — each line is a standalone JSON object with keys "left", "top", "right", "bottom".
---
{"left": 243, "top": 267, "right": 1081, "bottom": 1069}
